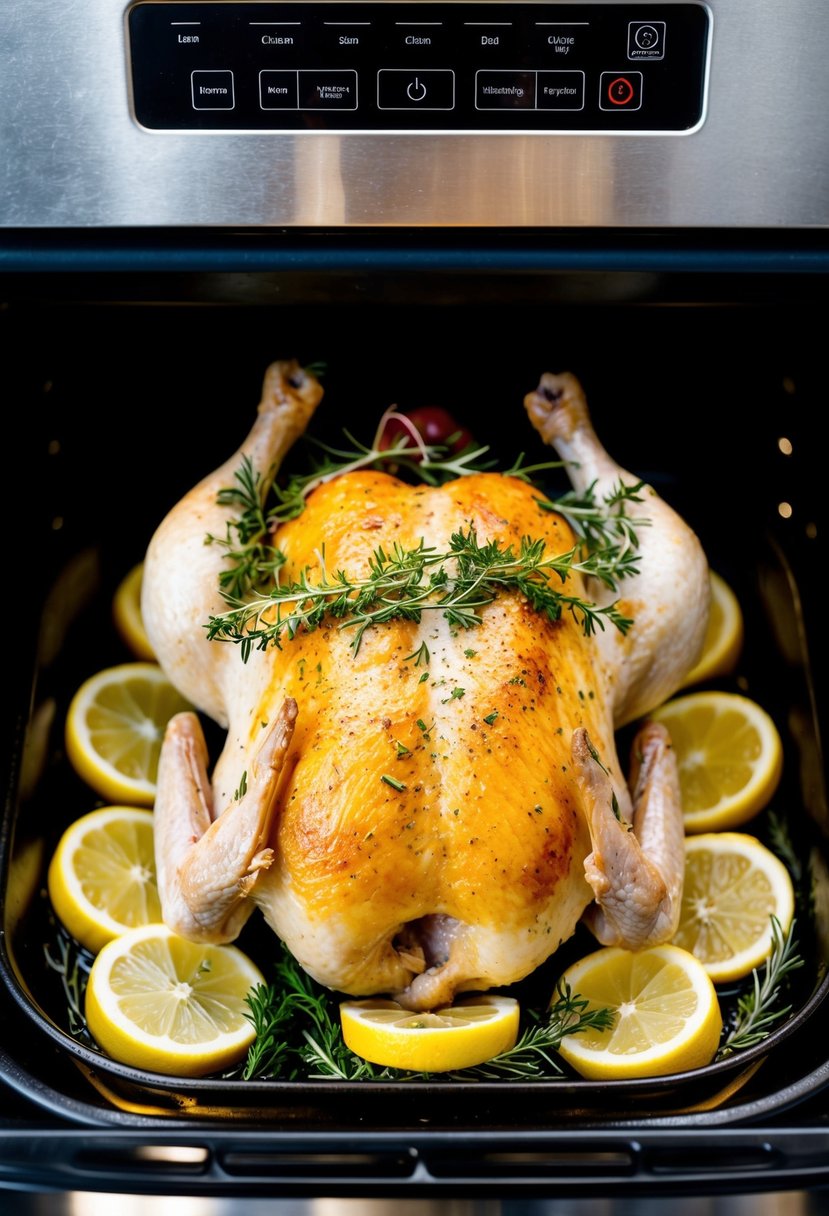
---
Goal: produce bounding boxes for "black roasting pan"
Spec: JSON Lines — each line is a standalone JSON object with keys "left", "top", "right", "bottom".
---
{"left": 2, "top": 284, "right": 829, "bottom": 1155}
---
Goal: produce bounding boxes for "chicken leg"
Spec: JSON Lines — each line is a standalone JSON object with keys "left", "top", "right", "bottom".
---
{"left": 524, "top": 372, "right": 709, "bottom": 727}
{"left": 141, "top": 359, "right": 323, "bottom": 725}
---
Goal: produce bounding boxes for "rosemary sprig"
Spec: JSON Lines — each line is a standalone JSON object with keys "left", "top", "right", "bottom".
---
{"left": 44, "top": 933, "right": 89, "bottom": 1038}
{"left": 716, "top": 916, "right": 805, "bottom": 1058}
{"left": 243, "top": 946, "right": 614, "bottom": 1082}
{"left": 538, "top": 478, "right": 649, "bottom": 583}
{"left": 207, "top": 525, "right": 637, "bottom": 660}
{"left": 446, "top": 982, "right": 615, "bottom": 1081}
{"left": 243, "top": 947, "right": 380, "bottom": 1080}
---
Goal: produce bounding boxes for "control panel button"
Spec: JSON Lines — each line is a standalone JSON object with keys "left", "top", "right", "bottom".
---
{"left": 628, "top": 21, "right": 666, "bottom": 60}
{"left": 298, "top": 70, "right": 358, "bottom": 108}
{"left": 377, "top": 69, "right": 455, "bottom": 109}
{"left": 475, "top": 70, "right": 536, "bottom": 109}
{"left": 599, "top": 71, "right": 642, "bottom": 110}
{"left": 191, "top": 69, "right": 235, "bottom": 109}
{"left": 130, "top": 4, "right": 710, "bottom": 133}
{"left": 536, "top": 71, "right": 585, "bottom": 110}
{"left": 260, "top": 71, "right": 299, "bottom": 109}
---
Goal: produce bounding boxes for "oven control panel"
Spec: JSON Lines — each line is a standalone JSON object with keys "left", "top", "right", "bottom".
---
{"left": 128, "top": 3, "right": 710, "bottom": 132}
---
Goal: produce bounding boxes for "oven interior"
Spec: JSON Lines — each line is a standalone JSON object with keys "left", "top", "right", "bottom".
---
{"left": 2, "top": 266, "right": 829, "bottom": 1160}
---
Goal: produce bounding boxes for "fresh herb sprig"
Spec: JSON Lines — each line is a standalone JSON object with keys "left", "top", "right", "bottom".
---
{"left": 205, "top": 456, "right": 287, "bottom": 599}
{"left": 204, "top": 413, "right": 499, "bottom": 603}
{"left": 243, "top": 947, "right": 613, "bottom": 1082}
{"left": 542, "top": 478, "right": 647, "bottom": 543}
{"left": 716, "top": 916, "right": 805, "bottom": 1058}
{"left": 207, "top": 525, "right": 637, "bottom": 660}
{"left": 44, "top": 933, "right": 90, "bottom": 1038}
{"left": 446, "top": 982, "right": 614, "bottom": 1081}
{"left": 243, "top": 947, "right": 380, "bottom": 1080}
{"left": 203, "top": 394, "right": 603, "bottom": 606}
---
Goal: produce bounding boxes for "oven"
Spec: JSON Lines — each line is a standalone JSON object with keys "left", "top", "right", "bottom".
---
{"left": 3, "top": 0, "right": 829, "bottom": 1205}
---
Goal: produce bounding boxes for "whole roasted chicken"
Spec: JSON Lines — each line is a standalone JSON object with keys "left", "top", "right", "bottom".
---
{"left": 143, "top": 362, "right": 708, "bottom": 1010}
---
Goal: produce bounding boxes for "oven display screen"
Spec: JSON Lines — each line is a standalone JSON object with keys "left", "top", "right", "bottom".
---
{"left": 128, "top": 3, "right": 710, "bottom": 133}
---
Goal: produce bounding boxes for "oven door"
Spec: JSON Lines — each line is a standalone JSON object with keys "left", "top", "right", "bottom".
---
{"left": 2, "top": 253, "right": 829, "bottom": 1198}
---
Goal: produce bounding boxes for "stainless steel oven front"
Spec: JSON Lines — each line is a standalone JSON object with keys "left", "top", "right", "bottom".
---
{"left": 3, "top": 0, "right": 829, "bottom": 1204}
{"left": 1, "top": 0, "right": 828, "bottom": 230}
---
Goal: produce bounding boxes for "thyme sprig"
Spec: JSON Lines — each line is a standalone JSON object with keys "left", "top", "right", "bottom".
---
{"left": 205, "top": 456, "right": 287, "bottom": 599}
{"left": 204, "top": 412, "right": 501, "bottom": 600}
{"left": 207, "top": 526, "right": 637, "bottom": 660}
{"left": 538, "top": 478, "right": 649, "bottom": 582}
{"left": 716, "top": 916, "right": 805, "bottom": 1058}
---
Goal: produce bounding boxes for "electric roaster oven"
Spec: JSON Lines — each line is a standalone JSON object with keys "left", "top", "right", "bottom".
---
{"left": 2, "top": 0, "right": 829, "bottom": 1201}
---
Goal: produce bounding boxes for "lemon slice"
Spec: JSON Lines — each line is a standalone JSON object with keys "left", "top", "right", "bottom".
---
{"left": 340, "top": 995, "right": 520, "bottom": 1073}
{"left": 65, "top": 662, "right": 191, "bottom": 807}
{"left": 47, "top": 806, "right": 161, "bottom": 954}
{"left": 556, "top": 944, "right": 723, "bottom": 1080}
{"left": 650, "top": 691, "right": 783, "bottom": 832}
{"left": 85, "top": 924, "right": 264, "bottom": 1077}
{"left": 672, "top": 832, "right": 795, "bottom": 983}
{"left": 680, "top": 571, "right": 744, "bottom": 688}
{"left": 113, "top": 563, "right": 156, "bottom": 661}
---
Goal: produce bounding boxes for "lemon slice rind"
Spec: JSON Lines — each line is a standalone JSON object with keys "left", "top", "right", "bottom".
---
{"left": 650, "top": 690, "right": 783, "bottom": 833}
{"left": 556, "top": 944, "right": 723, "bottom": 1081}
{"left": 680, "top": 570, "right": 744, "bottom": 689}
{"left": 85, "top": 923, "right": 264, "bottom": 1077}
{"left": 340, "top": 994, "right": 520, "bottom": 1073}
{"left": 47, "top": 805, "right": 160, "bottom": 954}
{"left": 65, "top": 662, "right": 190, "bottom": 807}
{"left": 674, "top": 832, "right": 795, "bottom": 983}
{"left": 112, "top": 563, "right": 156, "bottom": 661}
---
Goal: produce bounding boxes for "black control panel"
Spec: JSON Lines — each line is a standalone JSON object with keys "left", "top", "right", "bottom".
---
{"left": 128, "top": 3, "right": 710, "bottom": 132}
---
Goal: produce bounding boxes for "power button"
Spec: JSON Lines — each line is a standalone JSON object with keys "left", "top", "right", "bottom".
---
{"left": 599, "top": 71, "right": 642, "bottom": 111}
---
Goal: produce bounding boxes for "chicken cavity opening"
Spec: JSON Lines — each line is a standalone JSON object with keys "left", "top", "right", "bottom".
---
{"left": 392, "top": 914, "right": 473, "bottom": 1011}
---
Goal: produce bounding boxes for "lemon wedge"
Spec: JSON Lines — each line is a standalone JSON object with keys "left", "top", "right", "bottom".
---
{"left": 340, "top": 995, "right": 520, "bottom": 1073}
{"left": 650, "top": 690, "right": 783, "bottom": 832}
{"left": 112, "top": 563, "right": 156, "bottom": 661}
{"left": 48, "top": 806, "right": 161, "bottom": 954}
{"left": 680, "top": 571, "right": 744, "bottom": 688}
{"left": 85, "top": 924, "right": 264, "bottom": 1077}
{"left": 672, "top": 832, "right": 795, "bottom": 983}
{"left": 556, "top": 944, "right": 723, "bottom": 1080}
{"left": 65, "top": 662, "right": 191, "bottom": 807}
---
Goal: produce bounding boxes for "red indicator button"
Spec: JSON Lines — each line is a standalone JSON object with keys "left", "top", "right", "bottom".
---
{"left": 599, "top": 70, "right": 642, "bottom": 112}
{"left": 608, "top": 76, "right": 633, "bottom": 105}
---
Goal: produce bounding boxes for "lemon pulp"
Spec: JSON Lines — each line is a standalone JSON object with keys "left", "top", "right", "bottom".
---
{"left": 650, "top": 691, "right": 783, "bottom": 832}
{"left": 65, "top": 662, "right": 191, "bottom": 806}
{"left": 85, "top": 924, "right": 264, "bottom": 1077}
{"left": 672, "top": 832, "right": 795, "bottom": 982}
{"left": 48, "top": 806, "right": 161, "bottom": 954}
{"left": 556, "top": 944, "right": 723, "bottom": 1080}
